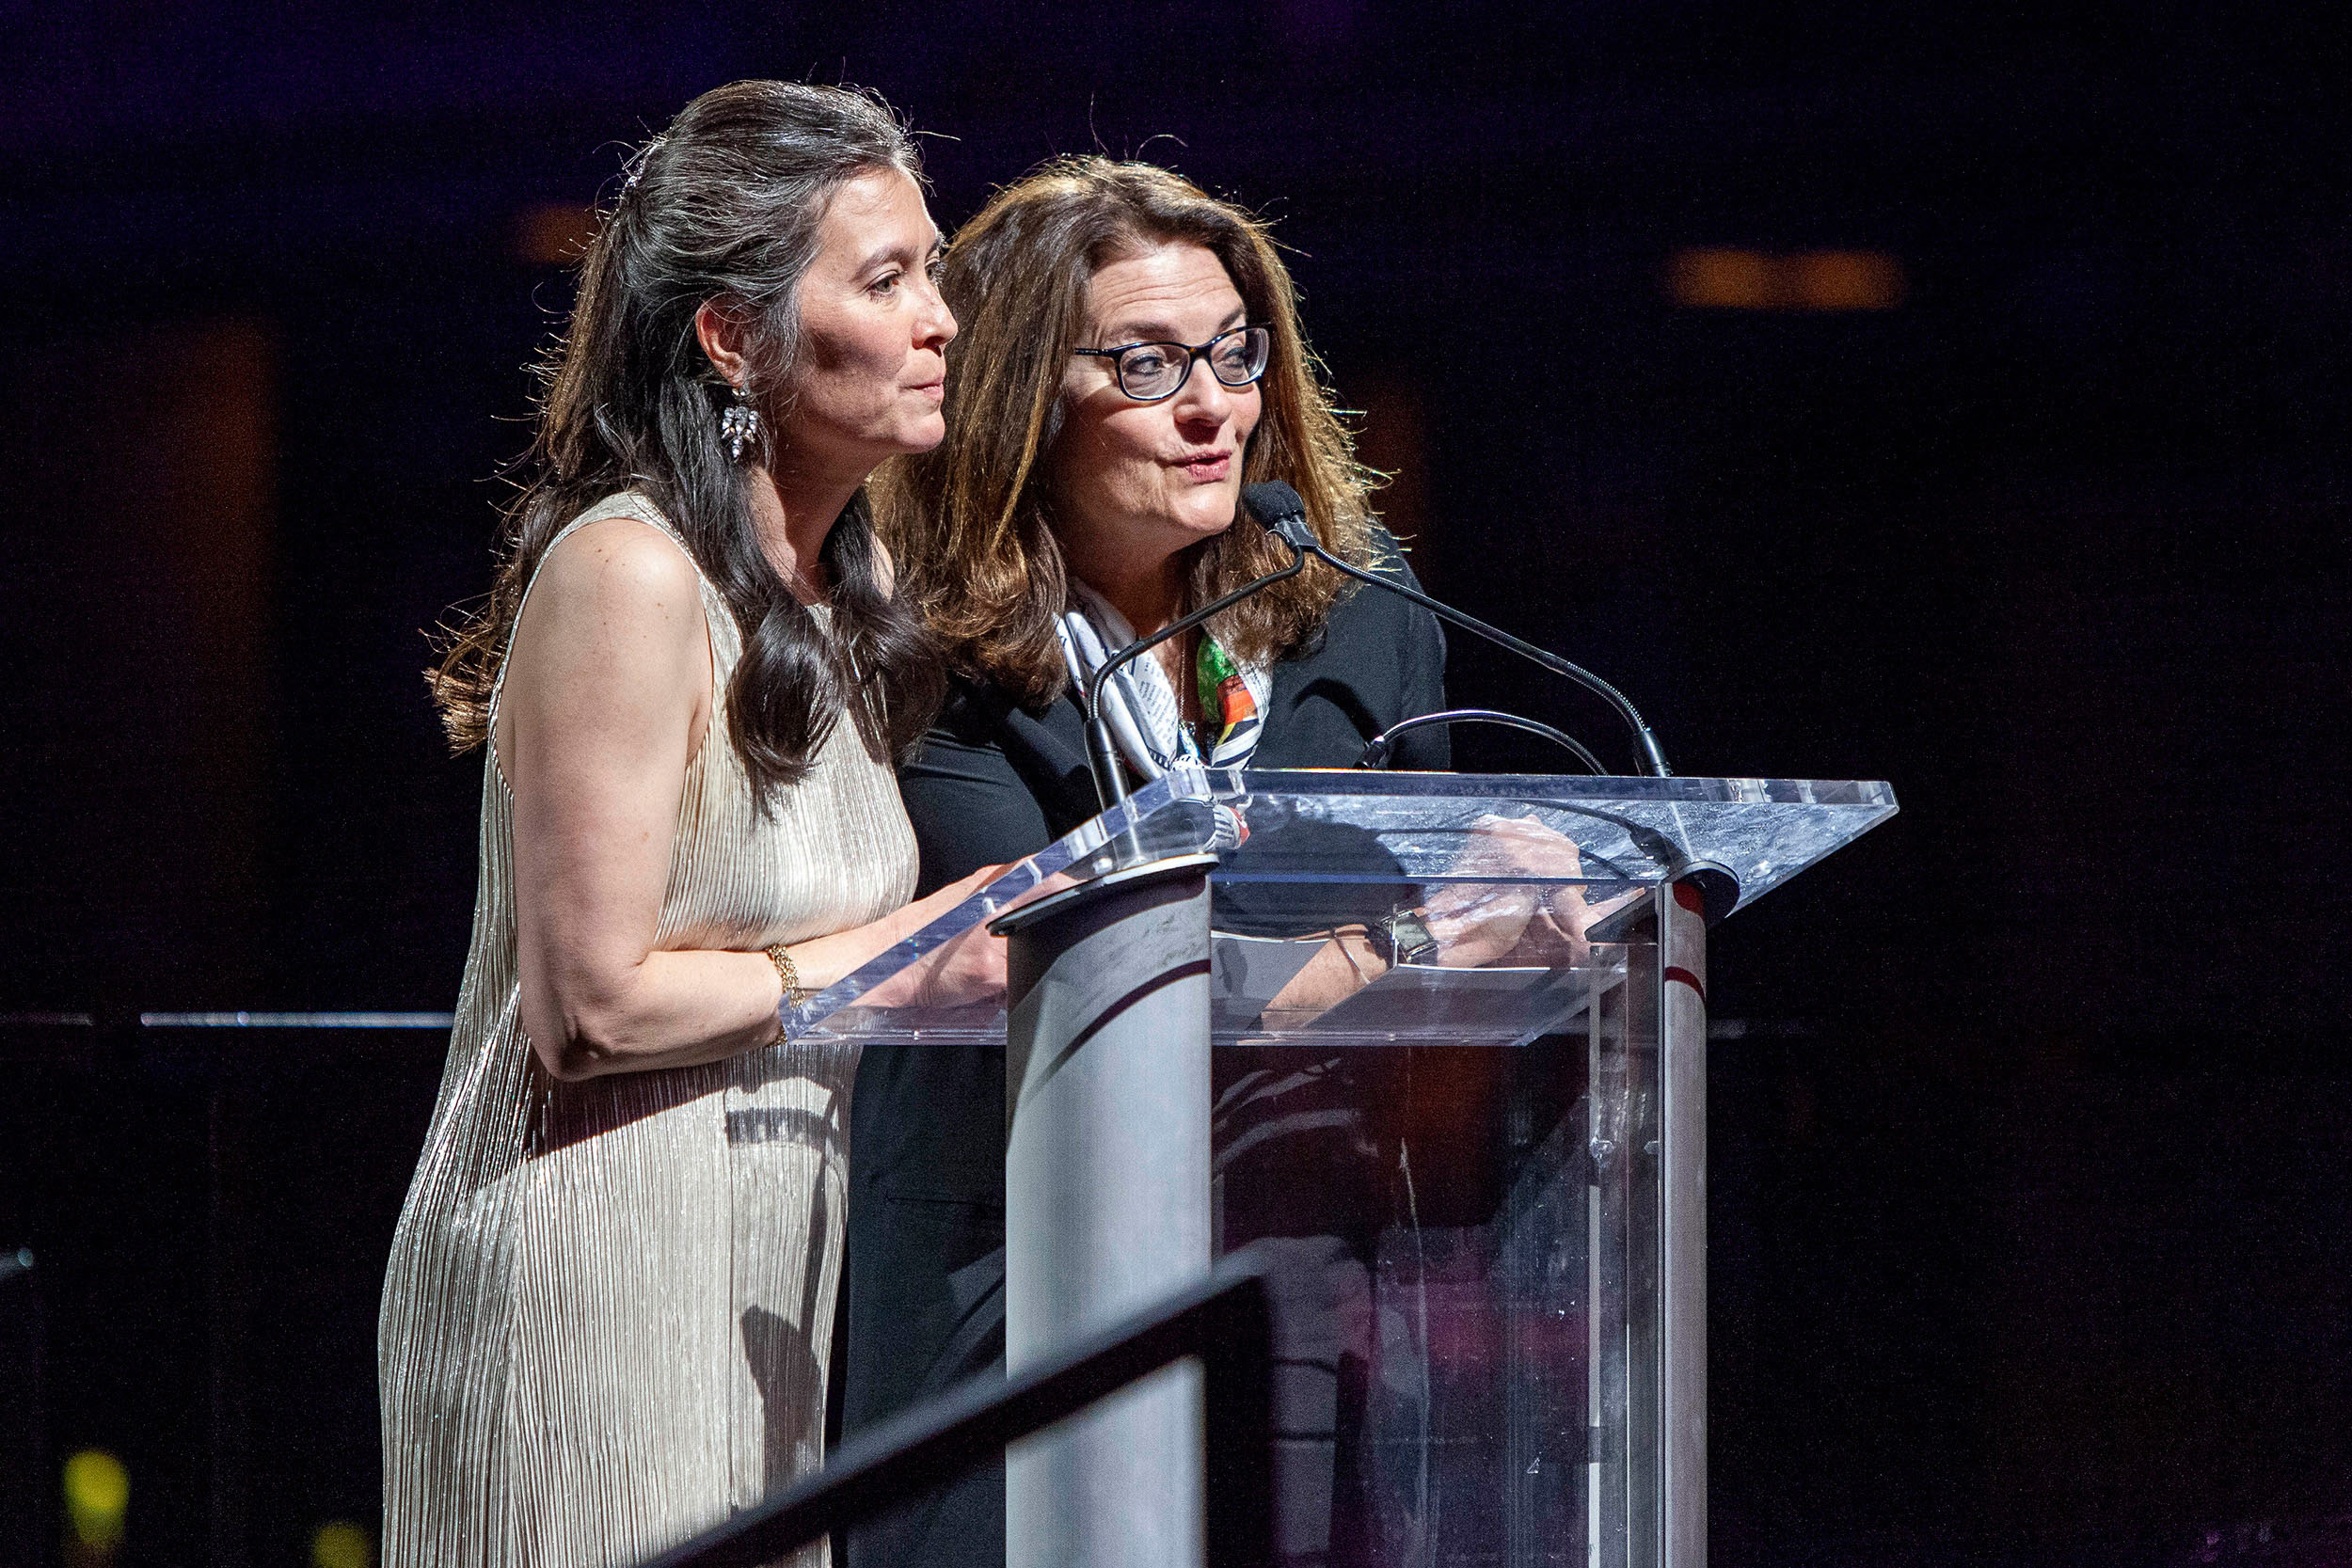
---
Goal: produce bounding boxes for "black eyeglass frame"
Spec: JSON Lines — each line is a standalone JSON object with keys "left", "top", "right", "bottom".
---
{"left": 1072, "top": 324, "right": 1273, "bottom": 403}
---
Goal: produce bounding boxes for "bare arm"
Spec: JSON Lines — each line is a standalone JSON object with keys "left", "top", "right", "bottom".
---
{"left": 501, "top": 518, "right": 991, "bottom": 1082}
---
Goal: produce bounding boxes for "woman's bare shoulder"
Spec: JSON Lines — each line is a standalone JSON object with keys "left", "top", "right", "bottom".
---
{"left": 528, "top": 515, "right": 703, "bottom": 628}
{"left": 503, "top": 514, "right": 710, "bottom": 703}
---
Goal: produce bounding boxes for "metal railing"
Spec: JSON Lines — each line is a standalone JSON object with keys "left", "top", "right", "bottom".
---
{"left": 638, "top": 1253, "right": 1280, "bottom": 1568}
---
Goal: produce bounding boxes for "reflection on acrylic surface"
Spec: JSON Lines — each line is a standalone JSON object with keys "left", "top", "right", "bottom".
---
{"left": 788, "top": 766, "right": 1893, "bottom": 1045}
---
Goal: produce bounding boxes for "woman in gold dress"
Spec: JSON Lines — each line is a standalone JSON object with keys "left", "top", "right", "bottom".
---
{"left": 378, "top": 81, "right": 987, "bottom": 1568}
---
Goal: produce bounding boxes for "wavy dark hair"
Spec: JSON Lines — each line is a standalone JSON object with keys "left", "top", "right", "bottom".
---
{"left": 874, "top": 156, "right": 1378, "bottom": 708}
{"left": 429, "top": 80, "right": 944, "bottom": 800}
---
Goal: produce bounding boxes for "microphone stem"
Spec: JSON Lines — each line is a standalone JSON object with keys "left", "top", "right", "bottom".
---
{"left": 1084, "top": 542, "right": 1310, "bottom": 809}
{"left": 1299, "top": 544, "right": 1673, "bottom": 778}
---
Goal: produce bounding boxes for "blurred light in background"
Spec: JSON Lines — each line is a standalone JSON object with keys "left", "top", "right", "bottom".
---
{"left": 515, "top": 202, "right": 599, "bottom": 266}
{"left": 312, "top": 1519, "right": 373, "bottom": 1568}
{"left": 62, "top": 1449, "right": 126, "bottom": 1551}
{"left": 1667, "top": 247, "right": 1907, "bottom": 310}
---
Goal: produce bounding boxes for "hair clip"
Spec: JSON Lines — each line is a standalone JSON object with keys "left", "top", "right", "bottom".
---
{"left": 622, "top": 135, "right": 666, "bottom": 198}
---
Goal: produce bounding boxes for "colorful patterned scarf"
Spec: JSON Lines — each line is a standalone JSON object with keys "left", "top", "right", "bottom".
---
{"left": 1056, "top": 584, "right": 1274, "bottom": 780}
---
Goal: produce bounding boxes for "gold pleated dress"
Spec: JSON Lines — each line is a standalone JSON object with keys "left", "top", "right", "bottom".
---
{"left": 378, "top": 493, "right": 916, "bottom": 1568}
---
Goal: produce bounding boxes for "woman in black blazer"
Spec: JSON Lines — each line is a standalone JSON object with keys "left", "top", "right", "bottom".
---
{"left": 841, "top": 157, "right": 1448, "bottom": 1567}
{"left": 898, "top": 552, "right": 1448, "bottom": 884}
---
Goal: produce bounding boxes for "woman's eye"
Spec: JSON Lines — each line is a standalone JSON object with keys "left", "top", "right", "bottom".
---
{"left": 869, "top": 271, "right": 900, "bottom": 296}
{"left": 1123, "top": 349, "right": 1170, "bottom": 377}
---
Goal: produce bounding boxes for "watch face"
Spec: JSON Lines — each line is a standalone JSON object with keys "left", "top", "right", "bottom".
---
{"left": 1388, "top": 910, "right": 1438, "bottom": 966}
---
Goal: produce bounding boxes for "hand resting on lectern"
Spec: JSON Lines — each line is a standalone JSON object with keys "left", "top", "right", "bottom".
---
{"left": 1255, "top": 812, "right": 1611, "bottom": 1019}
{"left": 850, "top": 863, "right": 1084, "bottom": 1011}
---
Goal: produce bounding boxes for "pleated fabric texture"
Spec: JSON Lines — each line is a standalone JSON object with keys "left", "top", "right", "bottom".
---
{"left": 379, "top": 493, "right": 916, "bottom": 1568}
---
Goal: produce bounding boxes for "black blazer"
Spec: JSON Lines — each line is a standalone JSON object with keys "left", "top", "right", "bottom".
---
{"left": 892, "top": 555, "right": 1450, "bottom": 897}
{"left": 839, "top": 542, "right": 1447, "bottom": 1465}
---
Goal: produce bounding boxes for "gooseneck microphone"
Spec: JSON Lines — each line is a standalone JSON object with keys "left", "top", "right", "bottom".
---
{"left": 1240, "top": 482, "right": 1672, "bottom": 778}
{"left": 1082, "top": 529, "right": 1311, "bottom": 809}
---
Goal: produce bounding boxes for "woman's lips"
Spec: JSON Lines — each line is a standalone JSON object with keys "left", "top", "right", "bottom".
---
{"left": 1172, "top": 451, "right": 1232, "bottom": 483}
{"left": 911, "top": 379, "right": 946, "bottom": 403}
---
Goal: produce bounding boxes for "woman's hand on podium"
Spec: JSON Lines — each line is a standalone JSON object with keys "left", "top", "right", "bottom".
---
{"left": 880, "top": 915, "right": 1008, "bottom": 1009}
{"left": 826, "top": 863, "right": 1010, "bottom": 1011}
{"left": 1424, "top": 814, "right": 1595, "bottom": 970}
{"left": 1257, "top": 815, "right": 1600, "bottom": 1021}
{"left": 854, "top": 863, "right": 1083, "bottom": 1011}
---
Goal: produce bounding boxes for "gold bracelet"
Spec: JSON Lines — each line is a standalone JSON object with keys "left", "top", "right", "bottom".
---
{"left": 766, "top": 942, "right": 806, "bottom": 1009}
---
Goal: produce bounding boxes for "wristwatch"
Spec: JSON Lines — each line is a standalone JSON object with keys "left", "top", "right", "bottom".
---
{"left": 1371, "top": 909, "right": 1439, "bottom": 967}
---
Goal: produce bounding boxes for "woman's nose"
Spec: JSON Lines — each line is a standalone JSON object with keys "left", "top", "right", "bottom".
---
{"left": 914, "top": 276, "right": 957, "bottom": 348}
{"left": 921, "top": 297, "right": 957, "bottom": 350}
{"left": 1170, "top": 357, "right": 1233, "bottom": 424}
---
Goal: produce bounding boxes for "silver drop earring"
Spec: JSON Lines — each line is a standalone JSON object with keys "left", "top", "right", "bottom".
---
{"left": 720, "top": 382, "right": 760, "bottom": 462}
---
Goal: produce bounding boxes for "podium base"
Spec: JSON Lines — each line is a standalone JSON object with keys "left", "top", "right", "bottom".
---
{"left": 994, "top": 853, "right": 1218, "bottom": 1568}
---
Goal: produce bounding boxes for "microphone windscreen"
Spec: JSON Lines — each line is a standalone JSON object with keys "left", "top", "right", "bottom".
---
{"left": 1243, "top": 481, "right": 1305, "bottom": 525}
{"left": 1242, "top": 482, "right": 1316, "bottom": 549}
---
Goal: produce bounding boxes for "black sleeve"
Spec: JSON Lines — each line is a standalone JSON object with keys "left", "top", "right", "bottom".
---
{"left": 1385, "top": 546, "right": 1453, "bottom": 772}
{"left": 1253, "top": 529, "right": 1452, "bottom": 771}
{"left": 898, "top": 727, "right": 1056, "bottom": 897}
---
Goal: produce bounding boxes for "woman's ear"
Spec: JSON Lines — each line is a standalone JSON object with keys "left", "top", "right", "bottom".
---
{"left": 693, "top": 300, "right": 755, "bottom": 389}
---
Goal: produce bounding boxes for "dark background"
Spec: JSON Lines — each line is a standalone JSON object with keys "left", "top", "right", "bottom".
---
{"left": 3, "top": 2, "right": 2348, "bottom": 1564}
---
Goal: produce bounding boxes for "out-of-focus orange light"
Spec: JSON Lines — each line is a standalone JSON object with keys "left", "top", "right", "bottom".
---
{"left": 515, "top": 203, "right": 599, "bottom": 266}
{"left": 1667, "top": 248, "right": 1907, "bottom": 311}
{"left": 1788, "top": 249, "right": 1906, "bottom": 309}
{"left": 1669, "top": 248, "right": 1785, "bottom": 309}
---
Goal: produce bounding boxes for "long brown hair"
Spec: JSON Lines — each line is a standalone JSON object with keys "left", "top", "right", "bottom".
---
{"left": 874, "top": 157, "right": 1379, "bottom": 708}
{"left": 428, "top": 80, "right": 944, "bottom": 800}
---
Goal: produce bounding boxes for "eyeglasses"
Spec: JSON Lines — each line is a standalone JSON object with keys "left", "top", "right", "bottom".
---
{"left": 1073, "top": 324, "right": 1271, "bottom": 403}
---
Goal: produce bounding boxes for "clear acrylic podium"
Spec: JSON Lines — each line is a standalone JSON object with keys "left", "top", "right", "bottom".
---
{"left": 792, "top": 767, "right": 1896, "bottom": 1568}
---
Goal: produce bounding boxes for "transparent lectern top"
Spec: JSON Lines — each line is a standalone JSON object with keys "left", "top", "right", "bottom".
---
{"left": 785, "top": 766, "right": 1896, "bottom": 1048}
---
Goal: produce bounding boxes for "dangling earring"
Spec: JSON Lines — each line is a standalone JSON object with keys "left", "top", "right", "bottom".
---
{"left": 720, "top": 382, "right": 760, "bottom": 462}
